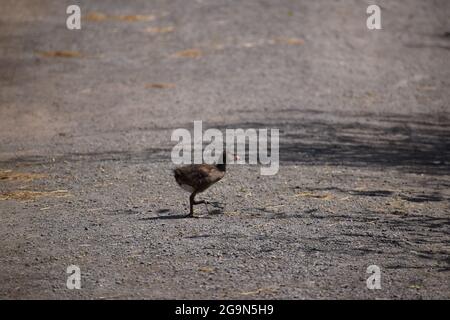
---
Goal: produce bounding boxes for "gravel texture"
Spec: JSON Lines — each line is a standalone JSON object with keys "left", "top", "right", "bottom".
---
{"left": 0, "top": 0, "right": 449, "bottom": 299}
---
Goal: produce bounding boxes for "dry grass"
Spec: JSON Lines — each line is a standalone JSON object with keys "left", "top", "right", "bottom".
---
{"left": 145, "top": 83, "right": 175, "bottom": 89}
{"left": 37, "top": 51, "right": 82, "bottom": 58}
{"left": 0, "top": 170, "right": 46, "bottom": 182}
{"left": 240, "top": 287, "right": 278, "bottom": 296}
{"left": 144, "top": 26, "right": 175, "bottom": 34}
{"left": 295, "top": 191, "right": 334, "bottom": 200}
{"left": 174, "top": 49, "right": 202, "bottom": 58}
{"left": 115, "top": 15, "right": 155, "bottom": 22}
{"left": 198, "top": 267, "right": 215, "bottom": 273}
{"left": 84, "top": 12, "right": 107, "bottom": 21}
{"left": 84, "top": 12, "right": 155, "bottom": 22}
{"left": 0, "top": 190, "right": 70, "bottom": 201}
{"left": 276, "top": 37, "right": 304, "bottom": 45}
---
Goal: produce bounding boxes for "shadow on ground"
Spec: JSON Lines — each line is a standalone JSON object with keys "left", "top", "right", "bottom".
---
{"left": 2, "top": 111, "right": 449, "bottom": 175}
{"left": 214, "top": 110, "right": 450, "bottom": 175}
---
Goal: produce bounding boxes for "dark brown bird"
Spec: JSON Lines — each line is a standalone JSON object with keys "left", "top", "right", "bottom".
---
{"left": 174, "top": 151, "right": 238, "bottom": 217}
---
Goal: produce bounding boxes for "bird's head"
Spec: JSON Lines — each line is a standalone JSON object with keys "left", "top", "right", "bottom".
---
{"left": 222, "top": 150, "right": 240, "bottom": 163}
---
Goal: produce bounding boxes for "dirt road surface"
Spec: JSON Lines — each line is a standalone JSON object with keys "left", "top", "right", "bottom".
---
{"left": 0, "top": 0, "right": 449, "bottom": 299}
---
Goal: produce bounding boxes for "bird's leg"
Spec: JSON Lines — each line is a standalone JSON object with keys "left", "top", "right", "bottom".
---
{"left": 193, "top": 199, "right": 210, "bottom": 214}
{"left": 196, "top": 200, "right": 210, "bottom": 214}
{"left": 187, "top": 193, "right": 209, "bottom": 217}
{"left": 187, "top": 192, "right": 196, "bottom": 217}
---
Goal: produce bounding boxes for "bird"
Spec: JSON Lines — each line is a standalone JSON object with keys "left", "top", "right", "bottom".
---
{"left": 173, "top": 151, "right": 238, "bottom": 217}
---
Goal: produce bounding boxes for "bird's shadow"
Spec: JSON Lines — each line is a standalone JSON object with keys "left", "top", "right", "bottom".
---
{"left": 140, "top": 214, "right": 190, "bottom": 220}
{"left": 140, "top": 206, "right": 224, "bottom": 220}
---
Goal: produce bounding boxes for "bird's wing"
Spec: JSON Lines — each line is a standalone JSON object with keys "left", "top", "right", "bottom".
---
{"left": 174, "top": 164, "right": 224, "bottom": 190}
{"left": 198, "top": 165, "right": 224, "bottom": 184}
{"left": 174, "top": 165, "right": 206, "bottom": 184}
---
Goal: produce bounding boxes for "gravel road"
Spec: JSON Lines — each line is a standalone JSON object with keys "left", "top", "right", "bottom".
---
{"left": 0, "top": 0, "right": 449, "bottom": 299}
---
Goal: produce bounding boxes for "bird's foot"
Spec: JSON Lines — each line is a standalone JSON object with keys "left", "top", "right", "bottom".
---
{"left": 193, "top": 200, "right": 210, "bottom": 214}
{"left": 203, "top": 202, "right": 210, "bottom": 214}
{"left": 208, "top": 201, "right": 223, "bottom": 209}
